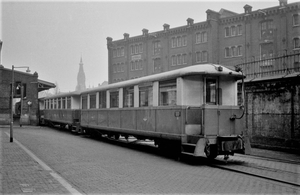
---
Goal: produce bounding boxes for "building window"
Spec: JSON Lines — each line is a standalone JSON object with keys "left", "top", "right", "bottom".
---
{"left": 153, "top": 40, "right": 161, "bottom": 55}
{"left": 202, "top": 51, "right": 208, "bottom": 62}
{"left": 177, "top": 54, "right": 182, "bottom": 65}
{"left": 131, "top": 60, "right": 142, "bottom": 71}
{"left": 225, "top": 27, "right": 230, "bottom": 37}
{"left": 113, "top": 50, "right": 117, "bottom": 58}
{"left": 139, "top": 60, "right": 143, "bottom": 70}
{"left": 231, "top": 46, "right": 236, "bottom": 57}
{"left": 177, "top": 36, "right": 182, "bottom": 47}
{"left": 294, "top": 37, "right": 300, "bottom": 49}
{"left": 139, "top": 43, "right": 143, "bottom": 53}
{"left": 131, "top": 43, "right": 143, "bottom": 55}
{"left": 225, "top": 25, "right": 242, "bottom": 37}
{"left": 225, "top": 47, "right": 231, "bottom": 58}
{"left": 172, "top": 54, "right": 187, "bottom": 66}
{"left": 123, "top": 87, "right": 134, "bottom": 107}
{"left": 196, "top": 51, "right": 208, "bottom": 62}
{"left": 121, "top": 63, "right": 125, "bottom": 72}
{"left": 171, "top": 37, "right": 176, "bottom": 48}
{"left": 231, "top": 26, "right": 236, "bottom": 36}
{"left": 183, "top": 54, "right": 187, "bottom": 64}
{"left": 82, "top": 95, "right": 88, "bottom": 109}
{"left": 139, "top": 85, "right": 153, "bottom": 107}
{"left": 261, "top": 20, "right": 274, "bottom": 38}
{"left": 293, "top": 14, "right": 300, "bottom": 26}
{"left": 225, "top": 46, "right": 242, "bottom": 58}
{"left": 159, "top": 79, "right": 177, "bottom": 106}
{"left": 196, "top": 52, "right": 201, "bottom": 63}
{"left": 99, "top": 91, "right": 106, "bottom": 108}
{"left": 182, "top": 35, "right": 187, "bottom": 46}
{"left": 237, "top": 25, "right": 242, "bottom": 35}
{"left": 110, "top": 91, "right": 119, "bottom": 108}
{"left": 153, "top": 58, "right": 161, "bottom": 72}
{"left": 117, "top": 63, "right": 121, "bottom": 72}
{"left": 171, "top": 55, "right": 176, "bottom": 66}
{"left": 89, "top": 94, "right": 96, "bottom": 109}
{"left": 237, "top": 46, "right": 242, "bottom": 56}
{"left": 171, "top": 35, "right": 187, "bottom": 48}
{"left": 196, "top": 31, "right": 207, "bottom": 43}
{"left": 135, "top": 61, "right": 139, "bottom": 70}
{"left": 113, "top": 47, "right": 125, "bottom": 58}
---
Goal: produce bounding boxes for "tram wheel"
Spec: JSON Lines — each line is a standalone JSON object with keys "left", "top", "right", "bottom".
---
{"left": 114, "top": 134, "right": 120, "bottom": 140}
{"left": 205, "top": 144, "right": 218, "bottom": 159}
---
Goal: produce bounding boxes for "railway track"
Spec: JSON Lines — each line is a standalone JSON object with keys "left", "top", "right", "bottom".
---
{"left": 210, "top": 154, "right": 300, "bottom": 188}
{"left": 80, "top": 132, "right": 300, "bottom": 188}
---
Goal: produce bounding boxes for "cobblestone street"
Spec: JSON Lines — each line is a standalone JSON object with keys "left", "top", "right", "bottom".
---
{"left": 1, "top": 126, "right": 299, "bottom": 194}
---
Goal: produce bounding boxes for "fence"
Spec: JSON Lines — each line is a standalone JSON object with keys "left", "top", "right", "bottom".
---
{"left": 235, "top": 51, "right": 300, "bottom": 79}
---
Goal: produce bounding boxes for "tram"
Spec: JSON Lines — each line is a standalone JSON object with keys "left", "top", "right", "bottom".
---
{"left": 43, "top": 64, "right": 251, "bottom": 159}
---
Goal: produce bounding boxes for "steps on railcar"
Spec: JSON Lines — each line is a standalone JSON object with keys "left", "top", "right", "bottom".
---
{"left": 181, "top": 143, "right": 196, "bottom": 155}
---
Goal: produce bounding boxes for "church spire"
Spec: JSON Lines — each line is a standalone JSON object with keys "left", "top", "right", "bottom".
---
{"left": 75, "top": 56, "right": 86, "bottom": 91}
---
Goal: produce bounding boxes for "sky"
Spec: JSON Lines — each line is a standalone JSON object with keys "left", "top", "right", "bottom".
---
{"left": 1, "top": 0, "right": 298, "bottom": 93}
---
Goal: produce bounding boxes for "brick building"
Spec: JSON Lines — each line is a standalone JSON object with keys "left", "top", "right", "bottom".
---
{"left": 107, "top": 0, "right": 299, "bottom": 84}
{"left": 106, "top": 0, "right": 300, "bottom": 150}
{"left": 0, "top": 65, "right": 55, "bottom": 125}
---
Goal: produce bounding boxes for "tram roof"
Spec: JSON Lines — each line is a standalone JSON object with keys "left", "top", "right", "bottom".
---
{"left": 43, "top": 64, "right": 242, "bottom": 99}
{"left": 82, "top": 64, "right": 242, "bottom": 95}
{"left": 43, "top": 91, "right": 81, "bottom": 100}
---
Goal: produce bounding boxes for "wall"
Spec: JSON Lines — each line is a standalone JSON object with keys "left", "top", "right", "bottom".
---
{"left": 243, "top": 77, "right": 300, "bottom": 150}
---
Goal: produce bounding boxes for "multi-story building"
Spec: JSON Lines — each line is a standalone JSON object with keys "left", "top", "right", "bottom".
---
{"left": 107, "top": 0, "right": 299, "bottom": 84}
{"left": 106, "top": 0, "right": 300, "bottom": 150}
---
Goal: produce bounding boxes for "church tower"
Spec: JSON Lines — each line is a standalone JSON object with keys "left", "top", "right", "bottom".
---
{"left": 75, "top": 57, "right": 86, "bottom": 91}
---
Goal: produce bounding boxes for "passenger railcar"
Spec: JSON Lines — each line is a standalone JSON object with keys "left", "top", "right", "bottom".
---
{"left": 43, "top": 64, "right": 251, "bottom": 159}
{"left": 43, "top": 91, "right": 81, "bottom": 132}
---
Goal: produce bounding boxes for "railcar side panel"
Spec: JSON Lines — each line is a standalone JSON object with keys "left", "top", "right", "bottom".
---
{"left": 136, "top": 109, "right": 156, "bottom": 132}
{"left": 120, "top": 109, "right": 136, "bottom": 130}
{"left": 81, "top": 110, "right": 89, "bottom": 126}
{"left": 97, "top": 110, "right": 108, "bottom": 127}
{"left": 88, "top": 110, "right": 98, "bottom": 126}
{"left": 108, "top": 110, "right": 121, "bottom": 128}
{"left": 155, "top": 108, "right": 184, "bottom": 135}
{"left": 44, "top": 109, "right": 76, "bottom": 124}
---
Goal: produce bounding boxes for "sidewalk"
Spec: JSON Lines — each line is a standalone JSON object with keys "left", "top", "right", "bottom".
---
{"left": 0, "top": 128, "right": 71, "bottom": 195}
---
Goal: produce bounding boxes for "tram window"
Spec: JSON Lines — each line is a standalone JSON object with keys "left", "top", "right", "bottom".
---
{"left": 82, "top": 96, "right": 88, "bottom": 109}
{"left": 58, "top": 98, "right": 61, "bottom": 109}
{"left": 110, "top": 91, "right": 119, "bottom": 108}
{"left": 206, "top": 79, "right": 217, "bottom": 104}
{"left": 99, "top": 91, "right": 106, "bottom": 108}
{"left": 67, "top": 97, "right": 71, "bottom": 109}
{"left": 123, "top": 87, "right": 134, "bottom": 107}
{"left": 90, "top": 94, "right": 96, "bottom": 109}
{"left": 62, "top": 97, "right": 66, "bottom": 109}
{"left": 139, "top": 86, "right": 153, "bottom": 107}
{"left": 54, "top": 99, "right": 57, "bottom": 109}
{"left": 159, "top": 79, "right": 177, "bottom": 106}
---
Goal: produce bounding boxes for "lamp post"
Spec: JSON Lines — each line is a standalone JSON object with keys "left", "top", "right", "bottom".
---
{"left": 10, "top": 65, "right": 30, "bottom": 142}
